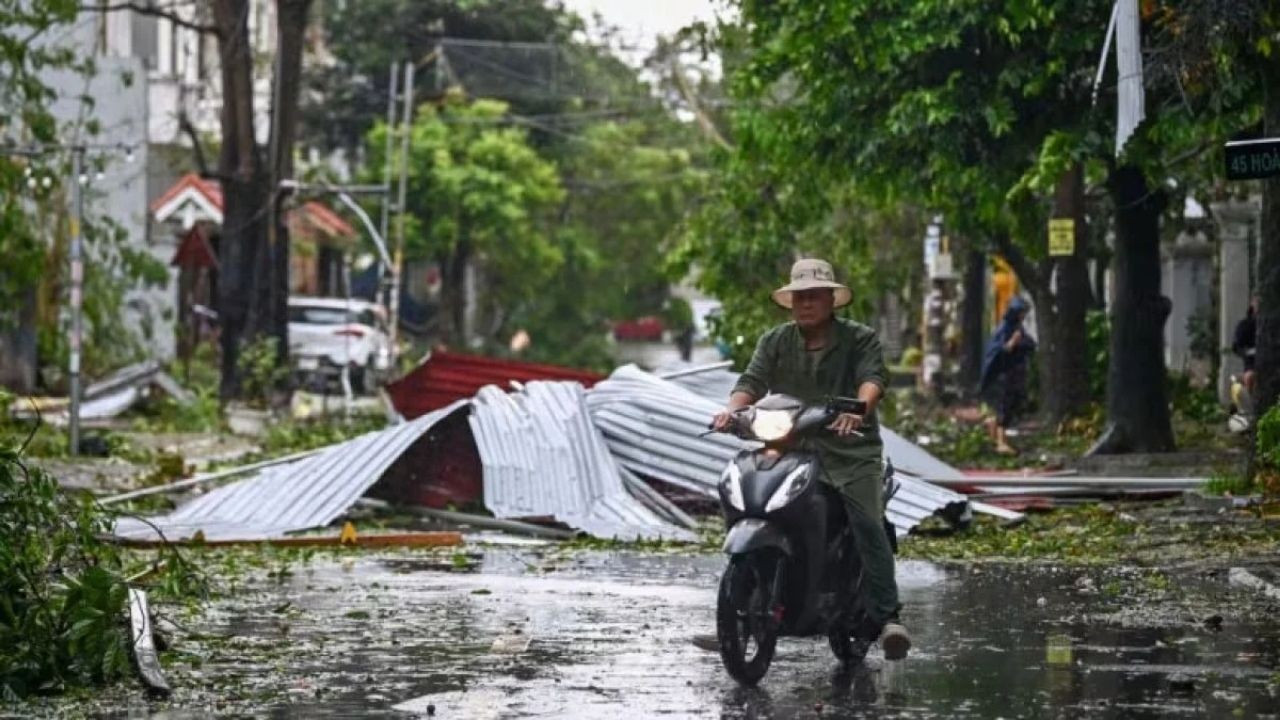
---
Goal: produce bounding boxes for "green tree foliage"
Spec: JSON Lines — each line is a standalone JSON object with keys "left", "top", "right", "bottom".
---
{"left": 2, "top": 2, "right": 169, "bottom": 391}
{"left": 676, "top": 1, "right": 1119, "bottom": 368}
{"left": 326, "top": 2, "right": 714, "bottom": 370}
{"left": 681, "top": 1, "right": 1266, "bottom": 442}
{"left": 0, "top": 443, "right": 130, "bottom": 697}
{"left": 0, "top": 0, "right": 78, "bottom": 323}
{"left": 557, "top": 120, "right": 708, "bottom": 322}
{"left": 505, "top": 119, "right": 709, "bottom": 371}
{"left": 1256, "top": 404, "right": 1280, "bottom": 496}
{"left": 366, "top": 94, "right": 565, "bottom": 344}
{"left": 0, "top": 410, "right": 208, "bottom": 699}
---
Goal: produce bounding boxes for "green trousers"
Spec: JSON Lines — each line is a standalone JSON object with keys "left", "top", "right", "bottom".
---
{"left": 823, "top": 458, "right": 900, "bottom": 634}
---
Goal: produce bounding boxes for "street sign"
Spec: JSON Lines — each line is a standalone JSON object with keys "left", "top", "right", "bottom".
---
{"left": 1048, "top": 218, "right": 1075, "bottom": 257}
{"left": 1225, "top": 138, "right": 1280, "bottom": 180}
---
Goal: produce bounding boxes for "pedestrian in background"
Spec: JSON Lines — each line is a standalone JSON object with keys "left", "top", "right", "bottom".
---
{"left": 1233, "top": 295, "right": 1258, "bottom": 398}
{"left": 980, "top": 296, "right": 1036, "bottom": 455}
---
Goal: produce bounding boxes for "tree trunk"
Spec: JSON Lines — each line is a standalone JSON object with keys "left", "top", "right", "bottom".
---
{"left": 959, "top": 246, "right": 986, "bottom": 392}
{"left": 213, "top": 0, "right": 312, "bottom": 400}
{"left": 266, "top": 0, "right": 314, "bottom": 367}
{"left": 1254, "top": 43, "right": 1280, "bottom": 431}
{"left": 0, "top": 286, "right": 38, "bottom": 393}
{"left": 1043, "top": 164, "right": 1092, "bottom": 421}
{"left": 1088, "top": 165, "right": 1176, "bottom": 454}
{"left": 441, "top": 240, "right": 472, "bottom": 347}
{"left": 994, "top": 204, "right": 1091, "bottom": 427}
{"left": 214, "top": 0, "right": 263, "bottom": 401}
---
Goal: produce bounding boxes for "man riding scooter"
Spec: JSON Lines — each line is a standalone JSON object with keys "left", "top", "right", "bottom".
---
{"left": 711, "top": 258, "right": 911, "bottom": 661}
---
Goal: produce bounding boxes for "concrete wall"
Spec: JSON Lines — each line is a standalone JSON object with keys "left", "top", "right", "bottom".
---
{"left": 40, "top": 14, "right": 176, "bottom": 361}
{"left": 1212, "top": 198, "right": 1262, "bottom": 403}
{"left": 1161, "top": 231, "right": 1214, "bottom": 378}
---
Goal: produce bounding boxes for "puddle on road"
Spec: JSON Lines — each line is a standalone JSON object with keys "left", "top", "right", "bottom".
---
{"left": 40, "top": 549, "right": 1280, "bottom": 719}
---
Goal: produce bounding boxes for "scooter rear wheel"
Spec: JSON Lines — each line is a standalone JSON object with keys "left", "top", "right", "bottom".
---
{"left": 716, "top": 554, "right": 778, "bottom": 686}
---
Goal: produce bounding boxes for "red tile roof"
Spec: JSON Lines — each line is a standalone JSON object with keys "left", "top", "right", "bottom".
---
{"left": 152, "top": 174, "right": 357, "bottom": 245}
{"left": 290, "top": 200, "right": 357, "bottom": 244}
{"left": 386, "top": 350, "right": 604, "bottom": 419}
{"left": 150, "top": 173, "right": 223, "bottom": 214}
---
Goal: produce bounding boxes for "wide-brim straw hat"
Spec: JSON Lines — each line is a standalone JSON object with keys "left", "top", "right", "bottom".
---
{"left": 772, "top": 258, "right": 852, "bottom": 309}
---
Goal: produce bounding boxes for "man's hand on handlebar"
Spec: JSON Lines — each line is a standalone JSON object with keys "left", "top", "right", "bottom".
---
{"left": 828, "top": 412, "right": 864, "bottom": 437}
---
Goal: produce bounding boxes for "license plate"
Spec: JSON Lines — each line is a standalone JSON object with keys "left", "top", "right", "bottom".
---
{"left": 298, "top": 357, "right": 319, "bottom": 371}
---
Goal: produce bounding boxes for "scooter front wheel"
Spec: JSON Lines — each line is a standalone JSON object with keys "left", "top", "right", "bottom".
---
{"left": 716, "top": 554, "right": 778, "bottom": 686}
{"left": 828, "top": 629, "right": 871, "bottom": 667}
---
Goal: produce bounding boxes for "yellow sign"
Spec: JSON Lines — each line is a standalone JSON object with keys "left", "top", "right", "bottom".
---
{"left": 1048, "top": 218, "right": 1075, "bottom": 257}
{"left": 340, "top": 521, "right": 358, "bottom": 546}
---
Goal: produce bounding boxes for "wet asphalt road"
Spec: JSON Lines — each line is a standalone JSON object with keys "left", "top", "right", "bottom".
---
{"left": 54, "top": 538, "right": 1280, "bottom": 719}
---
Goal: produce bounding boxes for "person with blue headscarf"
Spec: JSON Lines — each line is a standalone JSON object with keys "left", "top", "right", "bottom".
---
{"left": 979, "top": 296, "right": 1036, "bottom": 455}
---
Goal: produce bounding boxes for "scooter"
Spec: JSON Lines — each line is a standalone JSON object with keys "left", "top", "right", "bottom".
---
{"left": 713, "top": 393, "right": 898, "bottom": 685}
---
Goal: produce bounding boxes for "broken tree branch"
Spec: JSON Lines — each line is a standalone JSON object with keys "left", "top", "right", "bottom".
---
{"left": 668, "top": 56, "right": 730, "bottom": 149}
{"left": 176, "top": 109, "right": 225, "bottom": 181}
{"left": 79, "top": 1, "right": 219, "bottom": 36}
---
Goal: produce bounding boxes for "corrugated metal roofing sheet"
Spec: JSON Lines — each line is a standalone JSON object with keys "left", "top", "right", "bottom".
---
{"left": 587, "top": 365, "right": 983, "bottom": 537}
{"left": 587, "top": 365, "right": 747, "bottom": 495}
{"left": 112, "top": 401, "right": 469, "bottom": 541}
{"left": 469, "top": 381, "right": 693, "bottom": 541}
{"left": 387, "top": 350, "right": 604, "bottom": 419}
{"left": 659, "top": 362, "right": 739, "bottom": 404}
{"left": 662, "top": 363, "right": 968, "bottom": 483}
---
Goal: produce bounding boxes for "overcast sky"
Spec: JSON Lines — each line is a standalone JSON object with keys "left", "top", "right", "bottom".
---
{"left": 561, "top": 0, "right": 724, "bottom": 54}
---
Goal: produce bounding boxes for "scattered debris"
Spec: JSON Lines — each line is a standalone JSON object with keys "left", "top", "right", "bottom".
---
{"left": 290, "top": 389, "right": 395, "bottom": 421}
{"left": 470, "top": 381, "right": 693, "bottom": 541}
{"left": 388, "top": 504, "right": 577, "bottom": 541}
{"left": 127, "top": 588, "right": 170, "bottom": 697}
{"left": 10, "top": 361, "right": 191, "bottom": 426}
{"left": 931, "top": 475, "right": 1207, "bottom": 490}
{"left": 112, "top": 529, "right": 463, "bottom": 549}
{"left": 620, "top": 466, "right": 698, "bottom": 531}
{"left": 1228, "top": 567, "right": 1280, "bottom": 602}
{"left": 109, "top": 360, "right": 1029, "bottom": 544}
{"left": 101, "top": 448, "right": 322, "bottom": 506}
{"left": 386, "top": 349, "right": 603, "bottom": 419}
{"left": 111, "top": 402, "right": 468, "bottom": 541}
{"left": 590, "top": 364, "right": 1008, "bottom": 536}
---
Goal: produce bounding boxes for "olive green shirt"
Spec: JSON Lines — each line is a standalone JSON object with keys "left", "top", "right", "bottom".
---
{"left": 732, "top": 318, "right": 888, "bottom": 482}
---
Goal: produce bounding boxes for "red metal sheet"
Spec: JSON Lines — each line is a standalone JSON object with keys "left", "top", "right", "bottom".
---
{"left": 613, "top": 316, "right": 665, "bottom": 341}
{"left": 387, "top": 350, "right": 603, "bottom": 419}
{"left": 368, "top": 408, "right": 483, "bottom": 509}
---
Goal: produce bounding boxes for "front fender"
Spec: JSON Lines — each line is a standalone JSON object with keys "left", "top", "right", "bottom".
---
{"left": 722, "top": 518, "right": 792, "bottom": 556}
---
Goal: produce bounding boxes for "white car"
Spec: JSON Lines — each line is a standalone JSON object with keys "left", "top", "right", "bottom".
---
{"left": 287, "top": 297, "right": 394, "bottom": 393}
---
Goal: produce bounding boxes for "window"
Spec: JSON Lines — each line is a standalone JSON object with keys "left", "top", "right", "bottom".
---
{"left": 289, "top": 305, "right": 379, "bottom": 327}
{"left": 131, "top": 11, "right": 158, "bottom": 70}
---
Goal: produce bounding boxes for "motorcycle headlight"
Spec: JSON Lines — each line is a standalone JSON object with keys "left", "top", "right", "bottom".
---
{"left": 751, "top": 409, "right": 795, "bottom": 442}
{"left": 721, "top": 463, "right": 745, "bottom": 511}
{"left": 765, "top": 464, "right": 811, "bottom": 513}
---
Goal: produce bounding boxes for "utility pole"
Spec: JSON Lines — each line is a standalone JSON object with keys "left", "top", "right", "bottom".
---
{"left": 2, "top": 141, "right": 133, "bottom": 454}
{"left": 68, "top": 146, "right": 85, "bottom": 456}
{"left": 389, "top": 60, "right": 414, "bottom": 349}
{"left": 378, "top": 62, "right": 399, "bottom": 313}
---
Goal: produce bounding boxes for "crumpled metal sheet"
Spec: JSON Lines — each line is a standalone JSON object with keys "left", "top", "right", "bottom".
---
{"left": 587, "top": 365, "right": 749, "bottom": 495}
{"left": 588, "top": 364, "right": 989, "bottom": 536}
{"left": 112, "top": 401, "right": 469, "bottom": 541}
{"left": 661, "top": 362, "right": 968, "bottom": 483}
{"left": 469, "top": 381, "right": 693, "bottom": 542}
{"left": 10, "top": 360, "right": 192, "bottom": 425}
